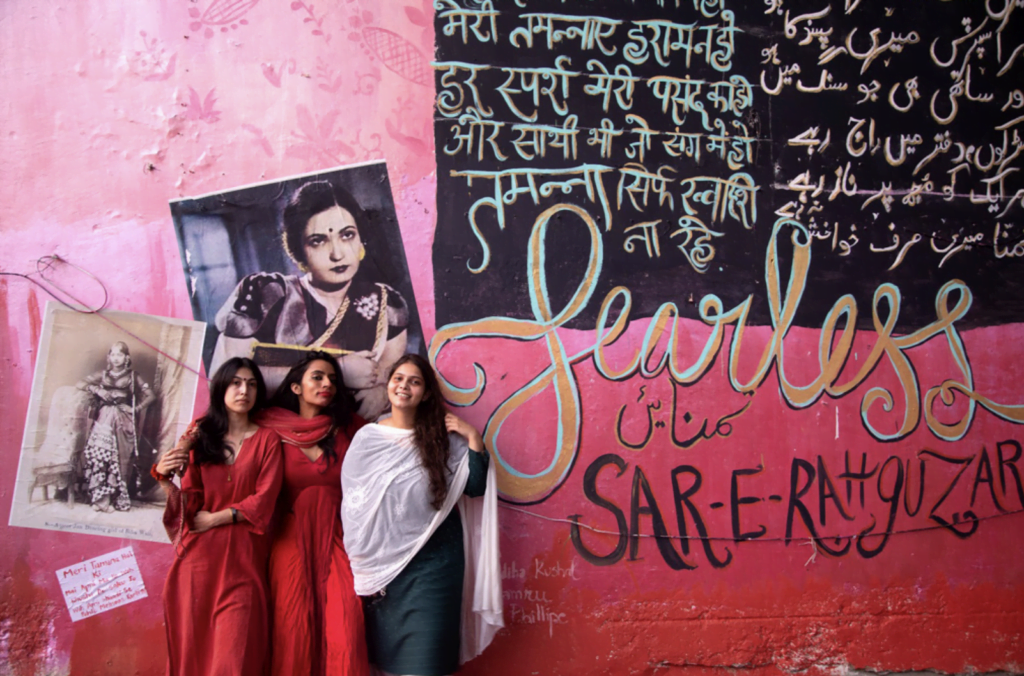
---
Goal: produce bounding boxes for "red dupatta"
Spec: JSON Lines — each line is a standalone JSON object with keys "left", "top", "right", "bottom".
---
{"left": 257, "top": 407, "right": 334, "bottom": 448}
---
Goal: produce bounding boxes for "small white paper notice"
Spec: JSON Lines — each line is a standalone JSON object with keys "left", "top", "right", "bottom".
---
{"left": 56, "top": 547, "right": 148, "bottom": 621}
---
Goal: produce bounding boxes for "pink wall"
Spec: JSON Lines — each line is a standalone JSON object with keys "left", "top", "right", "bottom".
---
{"left": 1, "top": 1, "right": 1022, "bottom": 675}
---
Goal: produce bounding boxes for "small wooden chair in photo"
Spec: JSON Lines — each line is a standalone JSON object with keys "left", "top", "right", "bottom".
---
{"left": 29, "top": 463, "right": 76, "bottom": 505}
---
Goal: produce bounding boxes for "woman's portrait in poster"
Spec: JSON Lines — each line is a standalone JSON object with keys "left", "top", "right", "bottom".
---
{"left": 9, "top": 304, "right": 205, "bottom": 543}
{"left": 171, "top": 162, "right": 424, "bottom": 422}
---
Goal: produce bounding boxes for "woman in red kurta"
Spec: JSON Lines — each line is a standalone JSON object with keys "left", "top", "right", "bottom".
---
{"left": 258, "top": 351, "right": 370, "bottom": 676}
{"left": 154, "top": 357, "right": 283, "bottom": 676}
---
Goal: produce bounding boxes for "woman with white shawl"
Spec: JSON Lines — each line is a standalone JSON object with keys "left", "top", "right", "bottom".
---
{"left": 341, "top": 354, "right": 502, "bottom": 676}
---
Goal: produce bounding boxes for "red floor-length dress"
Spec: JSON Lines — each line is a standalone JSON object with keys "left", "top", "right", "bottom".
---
{"left": 260, "top": 409, "right": 370, "bottom": 676}
{"left": 162, "top": 427, "right": 284, "bottom": 676}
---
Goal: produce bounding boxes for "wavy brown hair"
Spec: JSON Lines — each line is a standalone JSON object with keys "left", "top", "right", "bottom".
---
{"left": 390, "top": 354, "right": 451, "bottom": 510}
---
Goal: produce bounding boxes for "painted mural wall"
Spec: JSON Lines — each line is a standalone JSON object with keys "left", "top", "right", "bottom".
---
{"left": 1, "top": 0, "right": 1022, "bottom": 674}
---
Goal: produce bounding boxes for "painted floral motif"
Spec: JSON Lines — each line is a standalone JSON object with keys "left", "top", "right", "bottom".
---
{"left": 353, "top": 293, "right": 379, "bottom": 321}
{"left": 403, "top": 3, "right": 430, "bottom": 29}
{"left": 261, "top": 60, "right": 296, "bottom": 88}
{"left": 128, "top": 31, "right": 176, "bottom": 81}
{"left": 316, "top": 57, "right": 344, "bottom": 93}
{"left": 353, "top": 130, "right": 383, "bottom": 159}
{"left": 384, "top": 93, "right": 432, "bottom": 179}
{"left": 241, "top": 124, "right": 274, "bottom": 157}
{"left": 352, "top": 71, "right": 382, "bottom": 96}
{"left": 385, "top": 94, "right": 430, "bottom": 155}
{"left": 360, "top": 26, "right": 431, "bottom": 87}
{"left": 290, "top": 1, "right": 331, "bottom": 43}
{"left": 187, "top": 0, "right": 258, "bottom": 38}
{"left": 286, "top": 105, "right": 355, "bottom": 165}
{"left": 184, "top": 88, "right": 221, "bottom": 123}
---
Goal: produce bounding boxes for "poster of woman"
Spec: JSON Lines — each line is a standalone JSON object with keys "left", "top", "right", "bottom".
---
{"left": 169, "top": 161, "right": 425, "bottom": 421}
{"left": 8, "top": 303, "right": 205, "bottom": 542}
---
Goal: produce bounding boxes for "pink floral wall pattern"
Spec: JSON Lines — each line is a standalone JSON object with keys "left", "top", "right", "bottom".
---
{"left": 188, "top": 0, "right": 258, "bottom": 38}
{"left": 291, "top": 1, "right": 332, "bottom": 43}
{"left": 131, "top": 32, "right": 177, "bottom": 81}
{"left": 285, "top": 106, "right": 356, "bottom": 164}
{"left": 184, "top": 88, "right": 221, "bottom": 123}
{"left": 361, "top": 27, "right": 431, "bottom": 86}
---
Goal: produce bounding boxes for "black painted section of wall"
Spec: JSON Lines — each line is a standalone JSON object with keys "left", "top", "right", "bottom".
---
{"left": 433, "top": 0, "right": 1024, "bottom": 330}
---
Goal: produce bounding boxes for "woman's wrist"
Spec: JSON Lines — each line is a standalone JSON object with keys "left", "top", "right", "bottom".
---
{"left": 150, "top": 464, "right": 173, "bottom": 483}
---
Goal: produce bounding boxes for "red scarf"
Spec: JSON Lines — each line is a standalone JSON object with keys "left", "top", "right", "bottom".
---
{"left": 256, "top": 407, "right": 334, "bottom": 448}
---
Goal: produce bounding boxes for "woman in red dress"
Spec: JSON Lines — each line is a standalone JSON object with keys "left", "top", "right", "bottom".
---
{"left": 257, "top": 350, "right": 370, "bottom": 676}
{"left": 154, "top": 357, "right": 284, "bottom": 676}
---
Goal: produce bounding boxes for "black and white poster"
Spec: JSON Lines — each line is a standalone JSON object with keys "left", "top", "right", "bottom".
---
{"left": 170, "top": 161, "right": 425, "bottom": 420}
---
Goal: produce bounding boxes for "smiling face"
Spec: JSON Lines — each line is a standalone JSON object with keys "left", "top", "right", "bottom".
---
{"left": 291, "top": 359, "right": 338, "bottom": 416}
{"left": 302, "top": 206, "right": 363, "bottom": 290}
{"left": 387, "top": 361, "right": 427, "bottom": 412}
{"left": 224, "top": 366, "right": 259, "bottom": 416}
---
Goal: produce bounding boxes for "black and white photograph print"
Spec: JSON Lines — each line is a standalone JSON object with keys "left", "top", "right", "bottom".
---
{"left": 8, "top": 303, "right": 206, "bottom": 543}
{"left": 170, "top": 161, "right": 425, "bottom": 421}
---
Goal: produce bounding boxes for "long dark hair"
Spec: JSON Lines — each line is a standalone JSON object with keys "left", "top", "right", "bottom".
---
{"left": 193, "top": 358, "right": 267, "bottom": 466}
{"left": 391, "top": 354, "right": 451, "bottom": 510}
{"left": 269, "top": 351, "right": 356, "bottom": 463}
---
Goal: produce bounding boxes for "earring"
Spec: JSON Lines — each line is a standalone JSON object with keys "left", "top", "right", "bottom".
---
{"left": 359, "top": 248, "right": 366, "bottom": 261}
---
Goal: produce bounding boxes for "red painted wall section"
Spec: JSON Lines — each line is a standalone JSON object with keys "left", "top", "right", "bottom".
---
{"left": 1, "top": 1, "right": 1022, "bottom": 675}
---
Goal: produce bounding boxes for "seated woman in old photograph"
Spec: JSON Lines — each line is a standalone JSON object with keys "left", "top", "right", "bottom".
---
{"left": 211, "top": 180, "right": 409, "bottom": 420}
{"left": 76, "top": 341, "right": 155, "bottom": 512}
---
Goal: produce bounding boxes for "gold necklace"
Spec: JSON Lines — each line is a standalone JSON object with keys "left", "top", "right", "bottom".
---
{"left": 312, "top": 296, "right": 351, "bottom": 348}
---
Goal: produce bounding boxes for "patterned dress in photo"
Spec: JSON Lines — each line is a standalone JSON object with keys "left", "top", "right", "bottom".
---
{"left": 79, "top": 368, "right": 152, "bottom": 510}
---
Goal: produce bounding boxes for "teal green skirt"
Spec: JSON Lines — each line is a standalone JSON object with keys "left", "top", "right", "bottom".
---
{"left": 363, "top": 450, "right": 489, "bottom": 675}
{"left": 364, "top": 509, "right": 465, "bottom": 676}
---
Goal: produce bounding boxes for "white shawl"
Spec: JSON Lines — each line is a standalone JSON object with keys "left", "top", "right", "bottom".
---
{"left": 341, "top": 423, "right": 503, "bottom": 664}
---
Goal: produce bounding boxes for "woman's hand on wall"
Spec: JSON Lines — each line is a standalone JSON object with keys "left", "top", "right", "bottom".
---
{"left": 341, "top": 350, "right": 380, "bottom": 389}
{"left": 445, "top": 413, "right": 484, "bottom": 452}
{"left": 354, "top": 385, "right": 388, "bottom": 421}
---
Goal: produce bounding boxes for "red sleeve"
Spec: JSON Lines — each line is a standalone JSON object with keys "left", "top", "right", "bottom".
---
{"left": 162, "top": 451, "right": 204, "bottom": 548}
{"left": 161, "top": 483, "right": 183, "bottom": 544}
{"left": 230, "top": 430, "right": 283, "bottom": 535}
{"left": 179, "top": 419, "right": 201, "bottom": 446}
